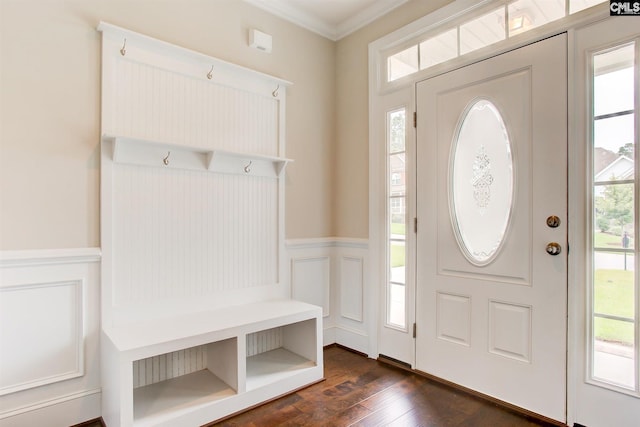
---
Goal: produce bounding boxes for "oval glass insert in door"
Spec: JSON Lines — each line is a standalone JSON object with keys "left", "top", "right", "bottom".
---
{"left": 450, "top": 99, "right": 514, "bottom": 266}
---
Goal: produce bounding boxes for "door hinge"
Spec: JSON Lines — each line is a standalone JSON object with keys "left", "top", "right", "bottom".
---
{"left": 414, "top": 217, "right": 418, "bottom": 233}
{"left": 413, "top": 111, "right": 417, "bottom": 128}
{"left": 413, "top": 323, "right": 417, "bottom": 338}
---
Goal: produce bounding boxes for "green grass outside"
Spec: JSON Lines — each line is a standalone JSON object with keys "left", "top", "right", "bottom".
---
{"left": 594, "top": 231, "right": 634, "bottom": 248}
{"left": 594, "top": 268, "right": 635, "bottom": 345}
{"left": 387, "top": 230, "right": 635, "bottom": 344}
{"left": 391, "top": 223, "right": 406, "bottom": 235}
{"left": 390, "top": 243, "right": 405, "bottom": 268}
{"left": 390, "top": 221, "right": 406, "bottom": 268}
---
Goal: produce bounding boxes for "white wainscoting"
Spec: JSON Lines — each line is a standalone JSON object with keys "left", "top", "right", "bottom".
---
{"left": 287, "top": 238, "right": 370, "bottom": 356}
{"left": 291, "top": 256, "right": 331, "bottom": 317}
{"left": 339, "top": 256, "right": 364, "bottom": 322}
{"left": 0, "top": 249, "right": 101, "bottom": 427}
{"left": 1, "top": 280, "right": 83, "bottom": 395}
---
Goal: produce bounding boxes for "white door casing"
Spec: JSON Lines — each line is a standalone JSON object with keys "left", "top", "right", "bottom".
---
{"left": 374, "top": 86, "right": 417, "bottom": 365}
{"left": 571, "top": 17, "right": 640, "bottom": 427}
{"left": 415, "top": 34, "right": 567, "bottom": 422}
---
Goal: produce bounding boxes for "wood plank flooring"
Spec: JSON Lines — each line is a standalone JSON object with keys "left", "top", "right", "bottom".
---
{"left": 77, "top": 345, "right": 560, "bottom": 427}
{"left": 208, "top": 346, "right": 559, "bottom": 427}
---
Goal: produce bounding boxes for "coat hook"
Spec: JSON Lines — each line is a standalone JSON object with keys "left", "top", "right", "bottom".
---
{"left": 207, "top": 65, "right": 214, "bottom": 80}
{"left": 272, "top": 85, "right": 279, "bottom": 97}
{"left": 163, "top": 151, "right": 171, "bottom": 166}
{"left": 120, "top": 38, "right": 127, "bottom": 56}
{"left": 244, "top": 161, "right": 252, "bottom": 173}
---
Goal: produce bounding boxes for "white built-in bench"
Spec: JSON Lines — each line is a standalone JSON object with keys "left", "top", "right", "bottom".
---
{"left": 101, "top": 299, "right": 323, "bottom": 427}
{"left": 97, "top": 23, "right": 319, "bottom": 427}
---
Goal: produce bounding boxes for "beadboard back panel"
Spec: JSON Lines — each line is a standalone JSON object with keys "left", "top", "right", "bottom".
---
{"left": 99, "top": 23, "right": 290, "bottom": 327}
{"left": 246, "top": 328, "right": 284, "bottom": 358}
{"left": 111, "top": 165, "right": 278, "bottom": 306}
{"left": 133, "top": 345, "right": 206, "bottom": 389}
{"left": 132, "top": 329, "right": 283, "bottom": 389}
{"left": 106, "top": 59, "right": 279, "bottom": 157}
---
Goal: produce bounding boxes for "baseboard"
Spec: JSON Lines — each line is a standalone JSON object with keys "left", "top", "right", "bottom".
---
{"left": 334, "top": 325, "right": 369, "bottom": 356}
{"left": 0, "top": 390, "right": 101, "bottom": 427}
{"left": 323, "top": 324, "right": 336, "bottom": 346}
{"left": 330, "top": 343, "right": 369, "bottom": 358}
{"left": 0, "top": 249, "right": 101, "bottom": 427}
{"left": 70, "top": 417, "right": 105, "bottom": 427}
{"left": 378, "top": 353, "right": 412, "bottom": 370}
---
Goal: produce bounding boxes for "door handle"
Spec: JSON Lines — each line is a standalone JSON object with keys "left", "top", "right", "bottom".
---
{"left": 546, "top": 242, "right": 561, "bottom": 256}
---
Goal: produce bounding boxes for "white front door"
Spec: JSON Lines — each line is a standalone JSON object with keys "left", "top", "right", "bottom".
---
{"left": 415, "top": 34, "right": 567, "bottom": 422}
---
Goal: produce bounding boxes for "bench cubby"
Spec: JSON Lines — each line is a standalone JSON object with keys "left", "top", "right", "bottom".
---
{"left": 101, "top": 300, "right": 323, "bottom": 427}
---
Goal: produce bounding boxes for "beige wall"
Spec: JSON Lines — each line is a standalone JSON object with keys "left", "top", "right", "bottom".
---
{"left": 333, "top": 0, "right": 453, "bottom": 238}
{"left": 0, "top": 0, "right": 335, "bottom": 249}
{"left": 0, "top": 0, "right": 457, "bottom": 250}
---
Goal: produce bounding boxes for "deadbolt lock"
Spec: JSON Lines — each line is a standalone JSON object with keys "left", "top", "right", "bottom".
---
{"left": 546, "top": 215, "right": 561, "bottom": 228}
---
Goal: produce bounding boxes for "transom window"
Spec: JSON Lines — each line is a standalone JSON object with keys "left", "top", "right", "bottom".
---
{"left": 386, "top": 0, "right": 606, "bottom": 82}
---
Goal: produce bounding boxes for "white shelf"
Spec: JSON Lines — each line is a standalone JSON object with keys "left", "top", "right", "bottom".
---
{"left": 209, "top": 149, "right": 291, "bottom": 177}
{"left": 246, "top": 348, "right": 316, "bottom": 391}
{"left": 104, "top": 300, "right": 319, "bottom": 354}
{"left": 104, "top": 135, "right": 292, "bottom": 177}
{"left": 133, "top": 369, "right": 235, "bottom": 427}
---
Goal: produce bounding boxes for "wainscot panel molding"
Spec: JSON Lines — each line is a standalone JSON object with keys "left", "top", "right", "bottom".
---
{"left": 286, "top": 238, "right": 371, "bottom": 356}
{"left": 339, "top": 256, "right": 364, "bottom": 322}
{"left": 0, "top": 248, "right": 101, "bottom": 427}
{"left": 291, "top": 256, "right": 331, "bottom": 317}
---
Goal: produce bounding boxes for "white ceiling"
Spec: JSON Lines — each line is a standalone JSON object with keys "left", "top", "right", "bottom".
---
{"left": 244, "top": 0, "right": 409, "bottom": 41}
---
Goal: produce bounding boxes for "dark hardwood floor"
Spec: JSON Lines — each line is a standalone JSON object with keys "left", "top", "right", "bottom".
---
{"left": 208, "top": 346, "right": 558, "bottom": 427}
{"left": 78, "top": 346, "right": 560, "bottom": 427}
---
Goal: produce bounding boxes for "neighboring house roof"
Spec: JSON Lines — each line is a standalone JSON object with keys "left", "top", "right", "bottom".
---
{"left": 390, "top": 152, "right": 406, "bottom": 163}
{"left": 594, "top": 147, "right": 634, "bottom": 182}
{"left": 390, "top": 153, "right": 406, "bottom": 171}
{"left": 594, "top": 147, "right": 620, "bottom": 176}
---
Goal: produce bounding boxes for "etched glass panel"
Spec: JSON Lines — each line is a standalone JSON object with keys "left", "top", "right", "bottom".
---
{"left": 451, "top": 99, "right": 514, "bottom": 265}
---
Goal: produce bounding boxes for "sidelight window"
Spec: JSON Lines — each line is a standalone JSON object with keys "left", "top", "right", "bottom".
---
{"left": 387, "top": 109, "right": 407, "bottom": 329}
{"left": 590, "top": 41, "right": 638, "bottom": 393}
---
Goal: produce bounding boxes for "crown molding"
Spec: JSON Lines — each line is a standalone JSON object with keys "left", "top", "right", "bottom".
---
{"left": 335, "top": 0, "right": 409, "bottom": 40}
{"left": 244, "top": 0, "right": 409, "bottom": 41}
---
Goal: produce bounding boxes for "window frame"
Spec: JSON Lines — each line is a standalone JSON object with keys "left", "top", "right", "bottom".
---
{"left": 386, "top": 107, "right": 409, "bottom": 331}
{"left": 377, "top": 0, "right": 608, "bottom": 94}
{"left": 587, "top": 39, "right": 640, "bottom": 397}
